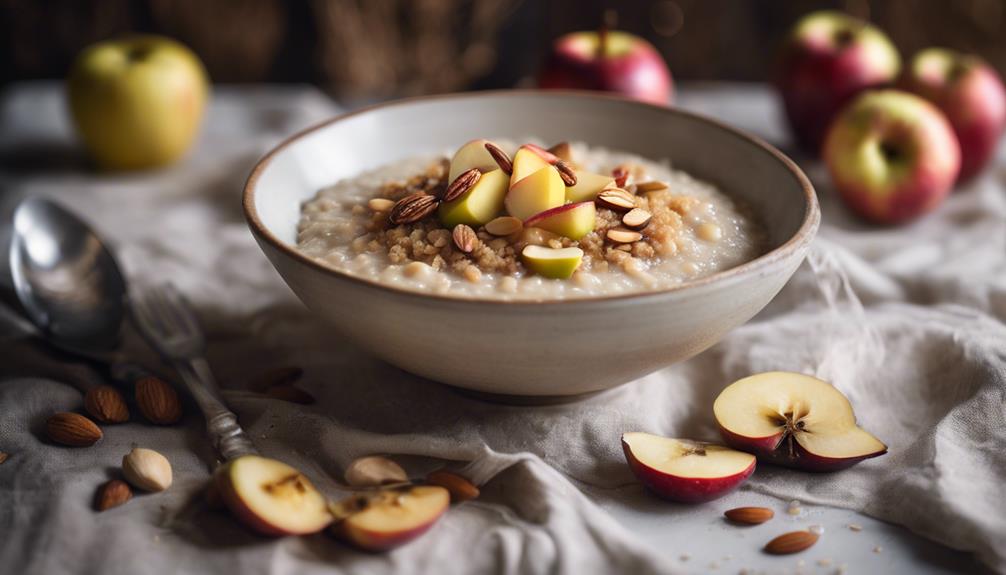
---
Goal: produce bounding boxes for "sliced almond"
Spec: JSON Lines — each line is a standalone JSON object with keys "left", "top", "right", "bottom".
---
{"left": 452, "top": 224, "right": 478, "bottom": 253}
{"left": 484, "top": 141, "right": 513, "bottom": 175}
{"left": 443, "top": 168, "right": 481, "bottom": 202}
{"left": 425, "top": 470, "right": 479, "bottom": 502}
{"left": 764, "top": 530, "right": 819, "bottom": 555}
{"left": 606, "top": 227, "right": 643, "bottom": 244}
{"left": 622, "top": 208, "right": 652, "bottom": 231}
{"left": 555, "top": 160, "right": 577, "bottom": 186}
{"left": 485, "top": 216, "right": 523, "bottom": 236}
{"left": 635, "top": 180, "right": 669, "bottom": 192}
{"left": 725, "top": 506, "right": 775, "bottom": 525}
{"left": 596, "top": 188, "right": 637, "bottom": 212}
{"left": 345, "top": 455, "right": 408, "bottom": 487}
{"left": 367, "top": 198, "right": 396, "bottom": 212}
{"left": 547, "top": 141, "right": 572, "bottom": 162}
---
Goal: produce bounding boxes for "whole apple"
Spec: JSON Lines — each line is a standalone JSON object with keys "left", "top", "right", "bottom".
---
{"left": 775, "top": 11, "right": 900, "bottom": 153}
{"left": 902, "top": 48, "right": 1006, "bottom": 182}
{"left": 68, "top": 35, "right": 209, "bottom": 171}
{"left": 824, "top": 90, "right": 960, "bottom": 224}
{"left": 538, "top": 30, "right": 673, "bottom": 105}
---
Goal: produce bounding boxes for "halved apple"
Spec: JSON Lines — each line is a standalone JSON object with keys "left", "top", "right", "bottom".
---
{"left": 215, "top": 455, "right": 333, "bottom": 536}
{"left": 510, "top": 146, "right": 552, "bottom": 186}
{"left": 713, "top": 372, "right": 887, "bottom": 472}
{"left": 329, "top": 485, "right": 449, "bottom": 552}
{"left": 505, "top": 166, "right": 565, "bottom": 220}
{"left": 448, "top": 138, "right": 499, "bottom": 182}
{"left": 565, "top": 171, "right": 615, "bottom": 203}
{"left": 525, "top": 202, "right": 596, "bottom": 240}
{"left": 438, "top": 168, "right": 509, "bottom": 228}
{"left": 521, "top": 245, "right": 583, "bottom": 279}
{"left": 622, "top": 432, "right": 756, "bottom": 503}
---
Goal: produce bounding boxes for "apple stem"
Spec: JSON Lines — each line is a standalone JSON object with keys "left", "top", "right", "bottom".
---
{"left": 597, "top": 8, "right": 618, "bottom": 59}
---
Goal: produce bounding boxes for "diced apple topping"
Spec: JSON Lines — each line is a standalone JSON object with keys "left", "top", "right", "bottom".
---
{"left": 505, "top": 165, "right": 566, "bottom": 221}
{"left": 448, "top": 139, "right": 499, "bottom": 182}
{"left": 521, "top": 245, "right": 584, "bottom": 279}
{"left": 525, "top": 202, "right": 596, "bottom": 240}
{"left": 438, "top": 169, "right": 509, "bottom": 228}
{"left": 565, "top": 171, "right": 615, "bottom": 203}
{"left": 509, "top": 146, "right": 553, "bottom": 186}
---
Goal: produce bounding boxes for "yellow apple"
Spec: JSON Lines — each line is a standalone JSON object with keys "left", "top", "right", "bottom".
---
{"left": 67, "top": 35, "right": 209, "bottom": 171}
{"left": 438, "top": 169, "right": 509, "bottom": 227}
{"left": 505, "top": 166, "right": 565, "bottom": 220}
{"left": 521, "top": 245, "right": 584, "bottom": 279}
{"left": 565, "top": 171, "right": 615, "bottom": 203}
{"left": 509, "top": 146, "right": 552, "bottom": 187}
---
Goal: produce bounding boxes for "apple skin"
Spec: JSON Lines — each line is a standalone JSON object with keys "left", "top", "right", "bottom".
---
{"left": 332, "top": 512, "right": 445, "bottom": 553}
{"left": 775, "top": 11, "right": 900, "bottom": 153}
{"left": 621, "top": 438, "right": 755, "bottom": 504}
{"left": 717, "top": 425, "right": 886, "bottom": 472}
{"left": 823, "top": 89, "right": 960, "bottom": 224}
{"left": 68, "top": 35, "right": 208, "bottom": 171}
{"left": 901, "top": 48, "right": 1006, "bottom": 182}
{"left": 539, "top": 31, "right": 673, "bottom": 106}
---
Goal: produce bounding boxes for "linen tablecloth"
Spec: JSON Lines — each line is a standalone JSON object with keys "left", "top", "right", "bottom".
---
{"left": 0, "top": 83, "right": 1003, "bottom": 574}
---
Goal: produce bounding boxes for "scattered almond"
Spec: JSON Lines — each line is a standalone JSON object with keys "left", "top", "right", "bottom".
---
{"left": 265, "top": 385, "right": 316, "bottom": 405}
{"left": 485, "top": 216, "right": 523, "bottom": 236}
{"left": 724, "top": 506, "right": 774, "bottom": 525}
{"left": 122, "top": 447, "right": 173, "bottom": 492}
{"left": 596, "top": 188, "right": 636, "bottom": 212}
{"left": 95, "top": 479, "right": 132, "bottom": 511}
{"left": 389, "top": 192, "right": 439, "bottom": 225}
{"left": 425, "top": 469, "right": 479, "bottom": 502}
{"left": 0, "top": 452, "right": 7, "bottom": 464}
{"left": 345, "top": 455, "right": 408, "bottom": 487}
{"left": 46, "top": 412, "right": 102, "bottom": 447}
{"left": 606, "top": 228, "right": 643, "bottom": 244}
{"left": 84, "top": 385, "right": 129, "bottom": 424}
{"left": 547, "top": 141, "right": 572, "bottom": 162}
{"left": 367, "top": 198, "right": 396, "bottom": 212}
{"left": 452, "top": 224, "right": 478, "bottom": 254}
{"left": 764, "top": 530, "right": 819, "bottom": 555}
{"left": 622, "top": 208, "right": 652, "bottom": 231}
{"left": 635, "top": 180, "right": 669, "bottom": 192}
{"left": 555, "top": 160, "right": 577, "bottom": 186}
{"left": 443, "top": 168, "right": 481, "bottom": 202}
{"left": 484, "top": 141, "right": 512, "bottom": 175}
{"left": 250, "top": 366, "right": 304, "bottom": 392}
{"left": 135, "top": 376, "right": 182, "bottom": 425}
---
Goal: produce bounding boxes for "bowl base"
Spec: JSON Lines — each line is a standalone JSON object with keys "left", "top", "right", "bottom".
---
{"left": 449, "top": 385, "right": 611, "bottom": 406}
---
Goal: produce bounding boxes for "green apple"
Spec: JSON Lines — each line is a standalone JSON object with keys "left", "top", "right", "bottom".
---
{"left": 521, "top": 245, "right": 583, "bottom": 279}
{"left": 509, "top": 146, "right": 552, "bottom": 187}
{"left": 565, "top": 171, "right": 615, "bottom": 203}
{"left": 505, "top": 166, "right": 565, "bottom": 220}
{"left": 67, "top": 35, "right": 209, "bottom": 171}
{"left": 524, "top": 202, "right": 596, "bottom": 240}
{"left": 448, "top": 139, "right": 499, "bottom": 182}
{"left": 438, "top": 168, "right": 508, "bottom": 227}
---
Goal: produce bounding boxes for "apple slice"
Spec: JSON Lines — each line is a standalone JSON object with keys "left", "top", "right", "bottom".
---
{"left": 622, "top": 432, "right": 756, "bottom": 503}
{"left": 438, "top": 168, "right": 509, "bottom": 228}
{"left": 448, "top": 139, "right": 499, "bottom": 182}
{"left": 522, "top": 143, "right": 561, "bottom": 165}
{"left": 713, "top": 372, "right": 887, "bottom": 472}
{"left": 525, "top": 202, "right": 596, "bottom": 240}
{"left": 329, "top": 485, "right": 449, "bottom": 552}
{"left": 215, "top": 455, "right": 332, "bottom": 536}
{"left": 521, "top": 245, "right": 583, "bottom": 279}
{"left": 509, "top": 146, "right": 553, "bottom": 187}
{"left": 505, "top": 166, "right": 565, "bottom": 221}
{"left": 565, "top": 171, "right": 615, "bottom": 203}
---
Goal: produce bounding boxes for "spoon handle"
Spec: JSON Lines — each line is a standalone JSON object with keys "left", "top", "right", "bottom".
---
{"left": 172, "top": 357, "right": 258, "bottom": 461}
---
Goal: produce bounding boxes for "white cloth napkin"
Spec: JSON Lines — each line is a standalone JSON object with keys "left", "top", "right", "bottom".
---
{"left": 0, "top": 83, "right": 1003, "bottom": 574}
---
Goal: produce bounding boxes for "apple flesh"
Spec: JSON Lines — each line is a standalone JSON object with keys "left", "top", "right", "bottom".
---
{"left": 521, "top": 245, "right": 583, "bottom": 279}
{"left": 215, "top": 455, "right": 332, "bottom": 536}
{"left": 448, "top": 138, "right": 500, "bottom": 182}
{"left": 565, "top": 171, "right": 615, "bottom": 203}
{"left": 330, "top": 485, "right": 449, "bottom": 552}
{"left": 539, "top": 30, "right": 673, "bottom": 105}
{"left": 505, "top": 166, "right": 566, "bottom": 221}
{"left": 823, "top": 89, "right": 960, "bottom": 224}
{"left": 775, "top": 11, "right": 900, "bottom": 153}
{"left": 902, "top": 48, "right": 1006, "bottom": 182}
{"left": 439, "top": 168, "right": 509, "bottom": 228}
{"left": 510, "top": 146, "right": 552, "bottom": 186}
{"left": 525, "top": 202, "right": 596, "bottom": 240}
{"left": 621, "top": 433, "right": 755, "bottom": 503}
{"left": 67, "top": 35, "right": 208, "bottom": 171}
{"left": 713, "top": 371, "right": 887, "bottom": 472}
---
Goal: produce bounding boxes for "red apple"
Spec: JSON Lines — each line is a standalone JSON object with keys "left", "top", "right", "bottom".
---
{"left": 713, "top": 372, "right": 887, "bottom": 472}
{"left": 329, "top": 486, "right": 449, "bottom": 552}
{"left": 823, "top": 89, "right": 960, "bottom": 224}
{"left": 621, "top": 432, "right": 756, "bottom": 503}
{"left": 539, "top": 28, "right": 673, "bottom": 106}
{"left": 775, "top": 11, "right": 901, "bottom": 153}
{"left": 902, "top": 48, "right": 1006, "bottom": 182}
{"left": 524, "top": 201, "right": 596, "bottom": 240}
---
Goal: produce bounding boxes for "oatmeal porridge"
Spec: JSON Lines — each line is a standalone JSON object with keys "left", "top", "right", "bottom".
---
{"left": 296, "top": 139, "right": 765, "bottom": 300}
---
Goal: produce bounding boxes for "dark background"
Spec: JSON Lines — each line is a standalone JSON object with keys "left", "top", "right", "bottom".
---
{"left": 3, "top": 0, "right": 1005, "bottom": 99}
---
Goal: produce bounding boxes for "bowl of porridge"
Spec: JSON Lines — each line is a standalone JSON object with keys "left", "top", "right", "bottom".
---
{"left": 244, "top": 91, "right": 818, "bottom": 399}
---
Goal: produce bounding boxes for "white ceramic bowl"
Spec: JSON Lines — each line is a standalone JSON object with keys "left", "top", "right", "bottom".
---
{"left": 244, "top": 91, "right": 818, "bottom": 400}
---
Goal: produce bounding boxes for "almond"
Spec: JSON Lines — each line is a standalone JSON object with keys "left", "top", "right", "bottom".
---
{"left": 452, "top": 224, "right": 478, "bottom": 253}
{"left": 122, "top": 447, "right": 173, "bottom": 492}
{"left": 606, "top": 228, "right": 643, "bottom": 244}
{"left": 265, "top": 385, "right": 316, "bottom": 405}
{"left": 250, "top": 366, "right": 304, "bottom": 392}
{"left": 0, "top": 452, "right": 7, "bottom": 464}
{"left": 725, "top": 506, "right": 774, "bottom": 525}
{"left": 443, "top": 168, "right": 481, "bottom": 202}
{"left": 547, "top": 141, "right": 572, "bottom": 162}
{"left": 622, "top": 208, "right": 652, "bottom": 231}
{"left": 367, "top": 198, "right": 396, "bottom": 212}
{"left": 46, "top": 412, "right": 102, "bottom": 446}
{"left": 425, "top": 469, "right": 479, "bottom": 502}
{"left": 345, "top": 455, "right": 408, "bottom": 487}
{"left": 485, "top": 216, "right": 523, "bottom": 236}
{"left": 484, "top": 141, "right": 513, "bottom": 175}
{"left": 764, "top": 530, "right": 819, "bottom": 554}
{"left": 135, "top": 377, "right": 182, "bottom": 425}
{"left": 635, "top": 180, "right": 669, "bottom": 192}
{"left": 389, "top": 192, "right": 439, "bottom": 224}
{"left": 555, "top": 160, "right": 577, "bottom": 186}
{"left": 95, "top": 479, "right": 132, "bottom": 511}
{"left": 596, "top": 188, "right": 637, "bottom": 212}
{"left": 84, "top": 385, "right": 129, "bottom": 424}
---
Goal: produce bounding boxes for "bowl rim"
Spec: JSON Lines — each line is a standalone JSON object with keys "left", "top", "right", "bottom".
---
{"left": 243, "top": 89, "right": 819, "bottom": 306}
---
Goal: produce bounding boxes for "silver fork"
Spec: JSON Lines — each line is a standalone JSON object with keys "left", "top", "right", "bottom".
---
{"left": 130, "top": 282, "right": 257, "bottom": 461}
